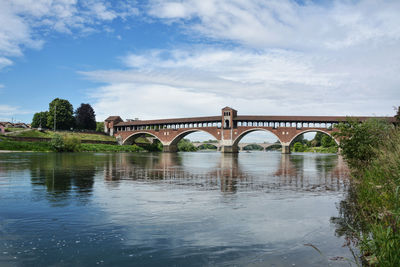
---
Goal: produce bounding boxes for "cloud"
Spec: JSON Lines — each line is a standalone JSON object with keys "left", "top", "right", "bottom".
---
{"left": 148, "top": 0, "right": 400, "bottom": 50}
{"left": 0, "top": 0, "right": 139, "bottom": 69}
{"left": 0, "top": 104, "right": 32, "bottom": 121}
{"left": 83, "top": 42, "right": 399, "bottom": 123}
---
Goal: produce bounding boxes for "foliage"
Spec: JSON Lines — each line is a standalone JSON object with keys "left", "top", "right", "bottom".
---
{"left": 140, "top": 140, "right": 163, "bottom": 152}
{"left": 47, "top": 98, "right": 75, "bottom": 130}
{"left": 198, "top": 143, "right": 218, "bottom": 150}
{"left": 0, "top": 139, "right": 52, "bottom": 151}
{"left": 14, "top": 129, "right": 116, "bottom": 141}
{"left": 333, "top": 118, "right": 392, "bottom": 168}
{"left": 96, "top": 122, "right": 104, "bottom": 132}
{"left": 80, "top": 143, "right": 144, "bottom": 152}
{"left": 243, "top": 144, "right": 263, "bottom": 151}
{"left": 31, "top": 111, "right": 49, "bottom": 128}
{"left": 50, "top": 134, "right": 81, "bottom": 152}
{"left": 395, "top": 106, "right": 400, "bottom": 126}
{"left": 292, "top": 134, "right": 305, "bottom": 145}
{"left": 177, "top": 139, "right": 197, "bottom": 152}
{"left": 75, "top": 103, "right": 96, "bottom": 130}
{"left": 321, "top": 135, "right": 336, "bottom": 148}
{"left": 293, "top": 142, "right": 305, "bottom": 152}
{"left": 332, "top": 121, "right": 400, "bottom": 266}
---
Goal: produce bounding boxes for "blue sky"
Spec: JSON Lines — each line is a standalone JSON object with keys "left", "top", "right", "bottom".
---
{"left": 1, "top": 0, "right": 400, "bottom": 141}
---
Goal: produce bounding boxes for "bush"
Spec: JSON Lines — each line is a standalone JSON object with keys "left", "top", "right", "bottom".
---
{"left": 333, "top": 118, "right": 392, "bottom": 168}
{"left": 50, "top": 134, "right": 81, "bottom": 152}
{"left": 293, "top": 142, "right": 304, "bottom": 152}
{"left": 63, "top": 136, "right": 81, "bottom": 152}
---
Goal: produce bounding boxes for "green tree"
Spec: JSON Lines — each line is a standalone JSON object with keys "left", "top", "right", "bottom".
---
{"left": 31, "top": 111, "right": 48, "bottom": 128}
{"left": 47, "top": 98, "right": 75, "bottom": 130}
{"left": 177, "top": 139, "right": 197, "bottom": 152}
{"left": 75, "top": 103, "right": 96, "bottom": 130}
{"left": 321, "top": 135, "right": 335, "bottom": 147}
{"left": 395, "top": 106, "right": 400, "bottom": 126}
{"left": 293, "top": 142, "right": 304, "bottom": 152}
{"left": 96, "top": 122, "right": 104, "bottom": 132}
{"left": 333, "top": 118, "right": 392, "bottom": 168}
{"left": 312, "top": 132, "right": 324, "bottom": 147}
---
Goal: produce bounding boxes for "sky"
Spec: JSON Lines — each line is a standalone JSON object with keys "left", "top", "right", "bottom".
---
{"left": 1, "top": 0, "right": 400, "bottom": 142}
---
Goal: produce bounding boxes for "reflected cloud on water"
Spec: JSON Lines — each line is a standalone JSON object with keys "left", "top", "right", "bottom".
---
{"left": 102, "top": 152, "right": 349, "bottom": 194}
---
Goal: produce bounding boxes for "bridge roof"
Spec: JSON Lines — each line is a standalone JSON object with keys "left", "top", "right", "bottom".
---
{"left": 113, "top": 114, "right": 395, "bottom": 126}
{"left": 115, "top": 116, "right": 221, "bottom": 126}
{"left": 234, "top": 115, "right": 396, "bottom": 123}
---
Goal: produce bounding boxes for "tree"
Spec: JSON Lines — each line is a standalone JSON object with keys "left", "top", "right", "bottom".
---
{"left": 293, "top": 142, "right": 305, "bottom": 152}
{"left": 47, "top": 98, "right": 75, "bottom": 130}
{"left": 395, "top": 106, "right": 400, "bottom": 126}
{"left": 313, "top": 132, "right": 324, "bottom": 146}
{"left": 75, "top": 103, "right": 96, "bottom": 130}
{"left": 321, "top": 135, "right": 335, "bottom": 147}
{"left": 333, "top": 118, "right": 392, "bottom": 168}
{"left": 31, "top": 111, "right": 48, "bottom": 128}
{"left": 96, "top": 122, "right": 104, "bottom": 132}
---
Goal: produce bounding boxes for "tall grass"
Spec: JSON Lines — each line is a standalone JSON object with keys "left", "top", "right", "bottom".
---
{"left": 333, "top": 120, "right": 400, "bottom": 266}
{"left": 0, "top": 139, "right": 144, "bottom": 152}
{"left": 354, "top": 129, "right": 400, "bottom": 266}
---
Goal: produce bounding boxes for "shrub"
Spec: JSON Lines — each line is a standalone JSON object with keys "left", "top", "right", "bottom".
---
{"left": 50, "top": 134, "right": 81, "bottom": 152}
{"left": 63, "top": 136, "right": 81, "bottom": 152}
{"left": 293, "top": 142, "right": 304, "bottom": 152}
{"left": 50, "top": 134, "right": 64, "bottom": 152}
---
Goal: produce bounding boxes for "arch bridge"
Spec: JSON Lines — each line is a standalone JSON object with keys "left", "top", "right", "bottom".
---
{"left": 105, "top": 107, "right": 394, "bottom": 154}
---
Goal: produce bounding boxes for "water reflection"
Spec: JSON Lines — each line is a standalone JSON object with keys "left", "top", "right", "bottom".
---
{"left": 0, "top": 152, "right": 352, "bottom": 266}
{"left": 28, "top": 153, "right": 96, "bottom": 205}
{"left": 101, "top": 152, "right": 349, "bottom": 194}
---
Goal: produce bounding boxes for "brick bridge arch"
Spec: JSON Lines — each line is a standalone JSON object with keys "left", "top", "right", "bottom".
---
{"left": 169, "top": 129, "right": 220, "bottom": 146}
{"left": 233, "top": 128, "right": 282, "bottom": 147}
{"left": 122, "top": 131, "right": 163, "bottom": 145}
{"left": 288, "top": 129, "right": 340, "bottom": 147}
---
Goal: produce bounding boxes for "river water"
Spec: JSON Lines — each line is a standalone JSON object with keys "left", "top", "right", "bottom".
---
{"left": 0, "top": 151, "right": 352, "bottom": 266}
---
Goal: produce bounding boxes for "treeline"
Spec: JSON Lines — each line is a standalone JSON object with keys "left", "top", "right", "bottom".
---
{"left": 291, "top": 132, "right": 337, "bottom": 153}
{"left": 332, "top": 111, "right": 400, "bottom": 266}
{"left": 31, "top": 98, "right": 103, "bottom": 132}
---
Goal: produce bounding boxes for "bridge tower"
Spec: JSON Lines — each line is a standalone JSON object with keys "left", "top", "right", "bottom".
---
{"left": 220, "top": 107, "right": 238, "bottom": 153}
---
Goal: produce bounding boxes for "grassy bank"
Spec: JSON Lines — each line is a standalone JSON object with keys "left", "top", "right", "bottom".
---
{"left": 0, "top": 139, "right": 53, "bottom": 151}
{"left": 10, "top": 129, "right": 116, "bottom": 141}
{"left": 332, "top": 119, "right": 400, "bottom": 266}
{"left": 0, "top": 139, "right": 144, "bottom": 152}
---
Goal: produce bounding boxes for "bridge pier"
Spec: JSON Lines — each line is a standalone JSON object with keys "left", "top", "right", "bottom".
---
{"left": 220, "top": 145, "right": 239, "bottom": 153}
{"left": 281, "top": 143, "right": 291, "bottom": 154}
{"left": 163, "top": 144, "right": 178, "bottom": 153}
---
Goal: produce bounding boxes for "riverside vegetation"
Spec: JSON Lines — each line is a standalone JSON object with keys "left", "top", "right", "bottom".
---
{"left": 332, "top": 118, "right": 400, "bottom": 266}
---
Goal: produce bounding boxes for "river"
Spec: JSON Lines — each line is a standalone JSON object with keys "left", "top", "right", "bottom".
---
{"left": 0, "top": 151, "right": 352, "bottom": 266}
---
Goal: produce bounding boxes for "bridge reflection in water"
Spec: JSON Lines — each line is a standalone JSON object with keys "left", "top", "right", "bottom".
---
{"left": 102, "top": 152, "right": 349, "bottom": 193}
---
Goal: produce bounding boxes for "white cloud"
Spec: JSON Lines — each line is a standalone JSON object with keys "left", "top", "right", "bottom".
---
{"left": 0, "top": 0, "right": 139, "bottom": 69}
{"left": 0, "top": 104, "right": 31, "bottom": 121}
{"left": 83, "top": 42, "right": 399, "bottom": 124}
{"left": 148, "top": 0, "right": 400, "bottom": 50}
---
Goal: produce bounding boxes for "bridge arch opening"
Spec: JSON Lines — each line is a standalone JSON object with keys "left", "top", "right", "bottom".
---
{"left": 288, "top": 129, "right": 339, "bottom": 153}
{"left": 233, "top": 128, "right": 281, "bottom": 151}
{"left": 169, "top": 129, "right": 220, "bottom": 152}
{"left": 122, "top": 132, "right": 164, "bottom": 148}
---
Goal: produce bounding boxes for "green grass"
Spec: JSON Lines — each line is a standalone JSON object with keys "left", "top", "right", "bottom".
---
{"left": 0, "top": 139, "right": 52, "bottom": 151}
{"left": 14, "top": 129, "right": 116, "bottom": 141}
{"left": 292, "top": 146, "right": 338, "bottom": 153}
{"left": 351, "top": 130, "right": 400, "bottom": 266}
{"left": 333, "top": 124, "right": 400, "bottom": 266}
{"left": 0, "top": 139, "right": 144, "bottom": 152}
{"left": 80, "top": 143, "right": 144, "bottom": 152}
{"left": 4, "top": 127, "right": 27, "bottom": 132}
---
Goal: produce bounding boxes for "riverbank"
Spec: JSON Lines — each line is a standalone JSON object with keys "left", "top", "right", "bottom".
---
{"left": 0, "top": 139, "right": 144, "bottom": 152}
{"left": 333, "top": 119, "right": 400, "bottom": 266}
